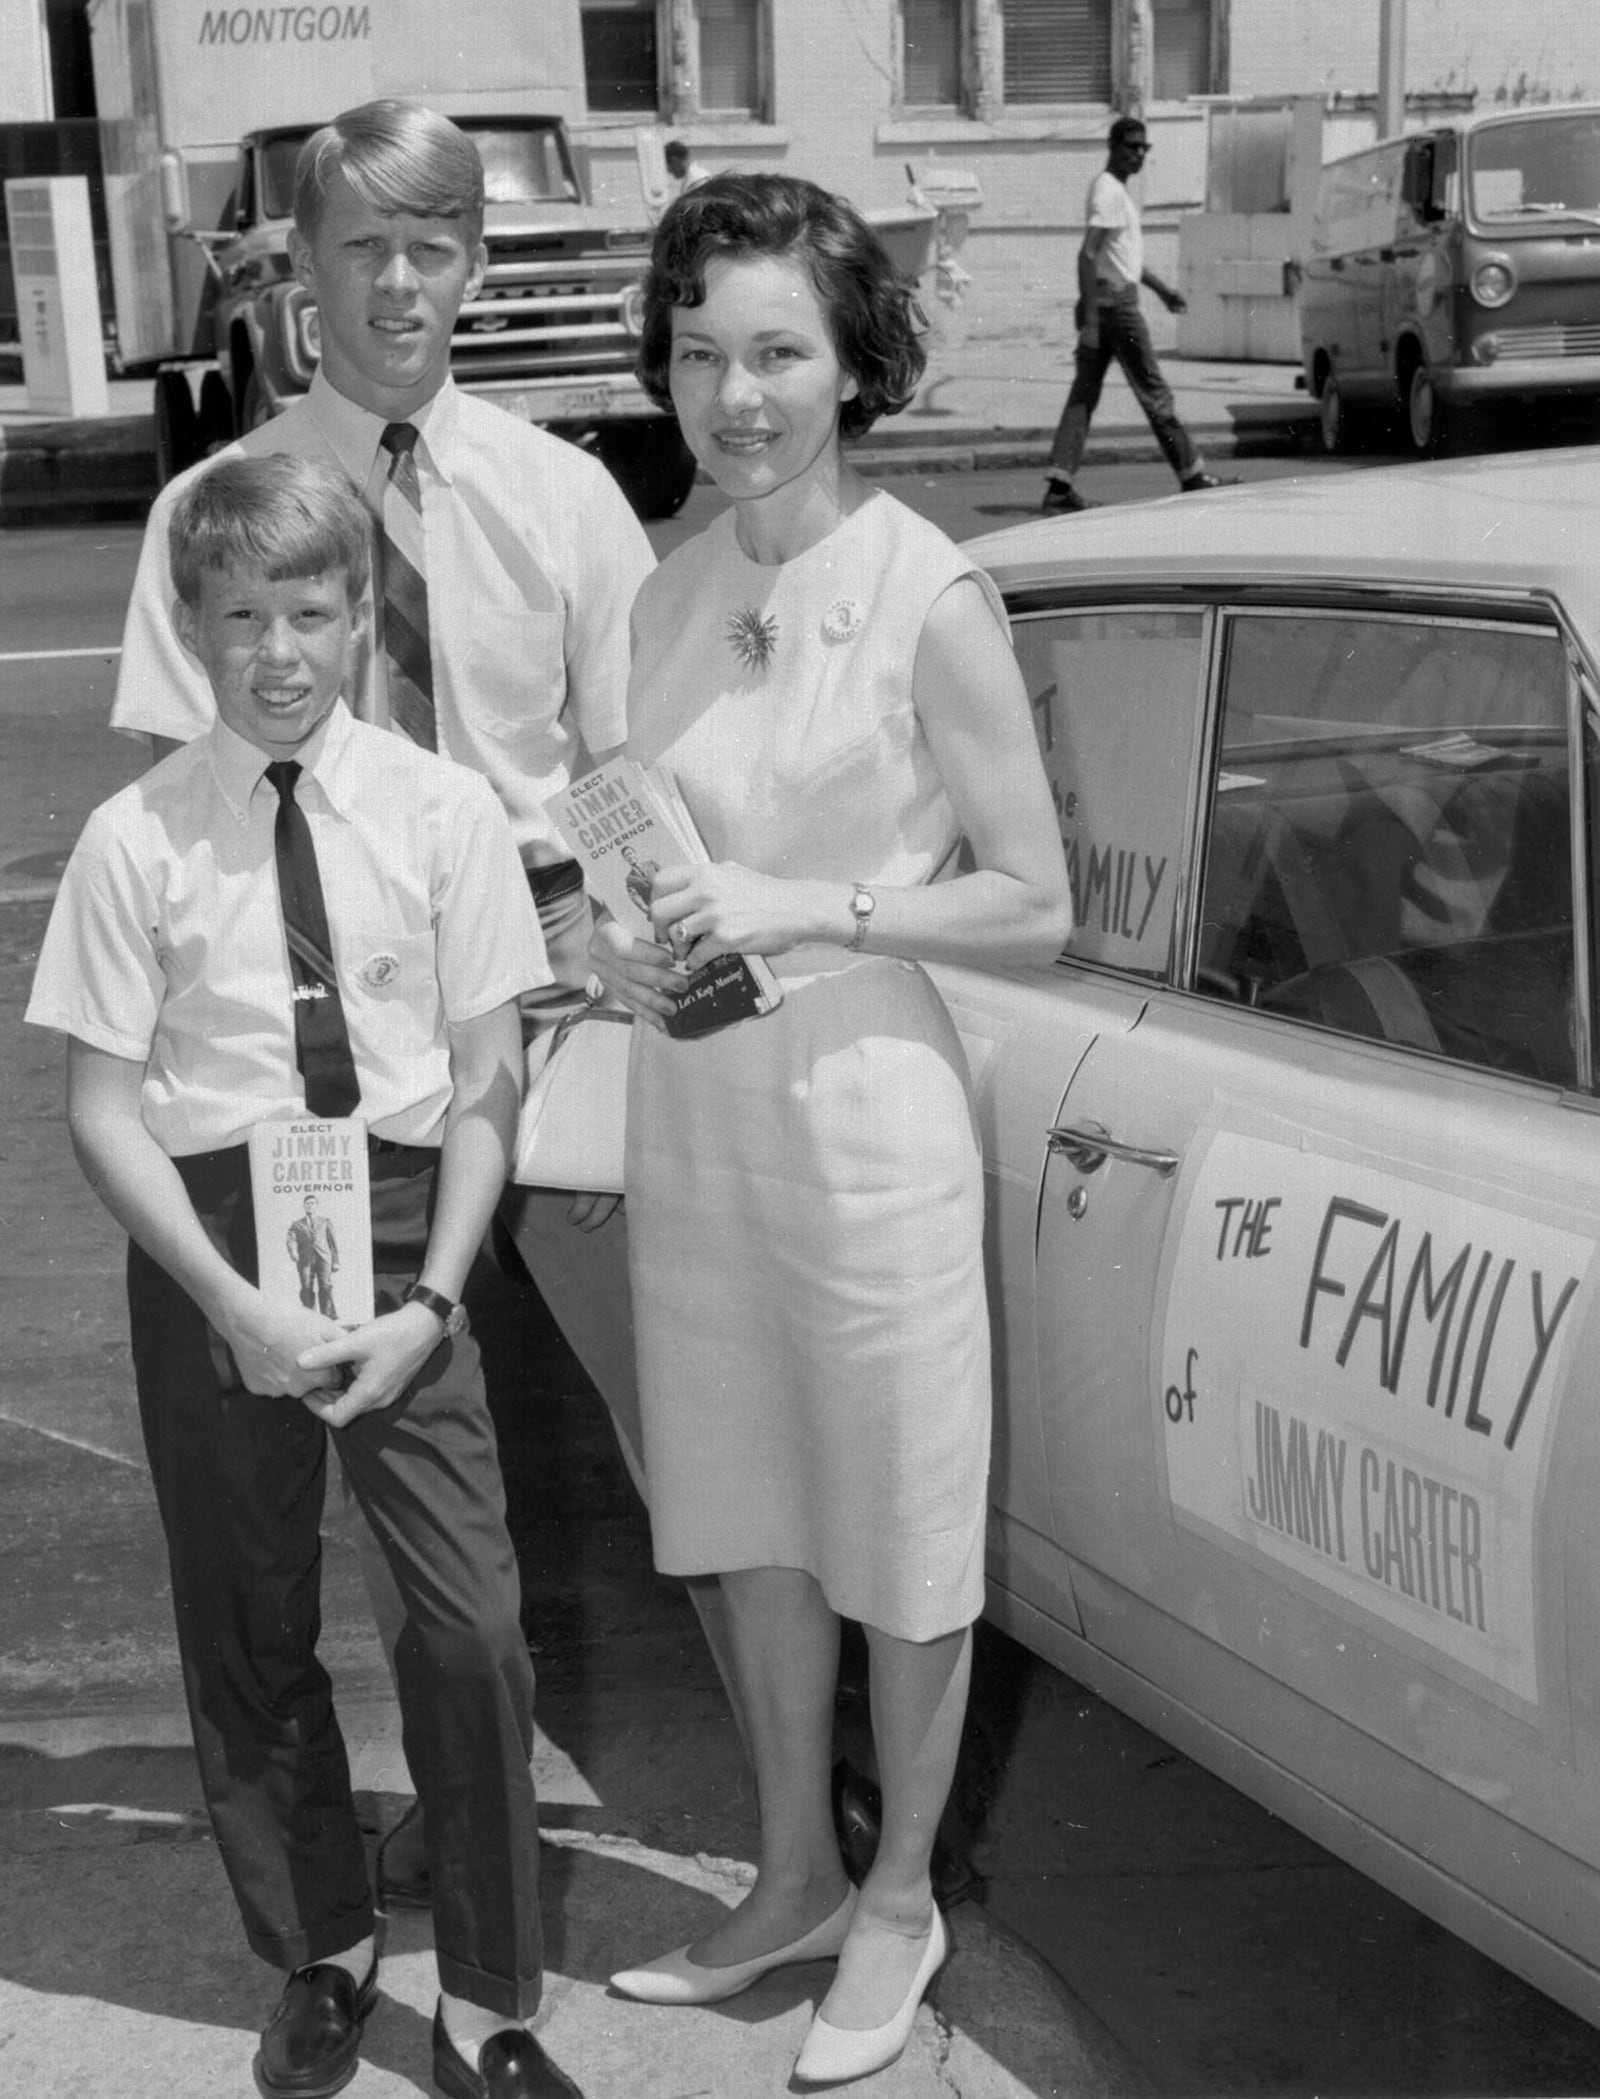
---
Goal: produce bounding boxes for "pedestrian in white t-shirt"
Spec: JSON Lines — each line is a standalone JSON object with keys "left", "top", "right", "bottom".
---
{"left": 1042, "top": 115, "right": 1224, "bottom": 512}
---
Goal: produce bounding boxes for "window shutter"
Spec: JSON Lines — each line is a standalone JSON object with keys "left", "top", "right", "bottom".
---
{"left": 904, "top": 0, "right": 962, "bottom": 106}
{"left": 699, "top": 0, "right": 760, "bottom": 113}
{"left": 1152, "top": 0, "right": 1211, "bottom": 100}
{"left": 1002, "top": 0, "right": 1112, "bottom": 106}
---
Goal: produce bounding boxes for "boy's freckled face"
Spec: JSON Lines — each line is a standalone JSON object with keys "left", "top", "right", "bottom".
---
{"left": 174, "top": 565, "right": 362, "bottom": 755}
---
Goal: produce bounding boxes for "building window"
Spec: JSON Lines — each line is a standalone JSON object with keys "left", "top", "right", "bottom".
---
{"left": 1002, "top": 0, "right": 1112, "bottom": 106}
{"left": 581, "top": 0, "right": 659, "bottom": 114}
{"left": 699, "top": 0, "right": 762, "bottom": 114}
{"left": 584, "top": 1, "right": 769, "bottom": 121}
{"left": 903, "top": 0, "right": 963, "bottom": 107}
{"left": 1152, "top": 0, "right": 1211, "bottom": 100}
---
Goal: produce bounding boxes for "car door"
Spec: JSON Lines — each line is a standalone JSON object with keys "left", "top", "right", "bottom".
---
{"left": 931, "top": 599, "right": 1211, "bottom": 1645}
{"left": 1027, "top": 589, "right": 1600, "bottom": 2006}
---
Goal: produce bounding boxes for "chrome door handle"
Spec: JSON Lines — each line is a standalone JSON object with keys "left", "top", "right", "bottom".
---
{"left": 1047, "top": 1121, "right": 1180, "bottom": 1177}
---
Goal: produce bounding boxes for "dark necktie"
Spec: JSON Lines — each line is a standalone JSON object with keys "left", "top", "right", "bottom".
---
{"left": 265, "top": 760, "right": 361, "bottom": 1117}
{"left": 377, "top": 421, "right": 436, "bottom": 750}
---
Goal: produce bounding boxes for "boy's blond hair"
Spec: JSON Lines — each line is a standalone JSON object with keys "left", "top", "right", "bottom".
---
{"left": 169, "top": 455, "right": 372, "bottom": 609}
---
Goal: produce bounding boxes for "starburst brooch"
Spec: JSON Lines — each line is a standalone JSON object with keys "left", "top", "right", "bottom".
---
{"left": 726, "top": 606, "right": 779, "bottom": 672}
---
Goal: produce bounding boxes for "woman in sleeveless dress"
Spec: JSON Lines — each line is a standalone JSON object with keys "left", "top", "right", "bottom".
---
{"left": 597, "top": 175, "right": 1072, "bottom": 2085}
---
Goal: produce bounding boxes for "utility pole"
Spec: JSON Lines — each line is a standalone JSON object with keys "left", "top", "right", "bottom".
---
{"left": 1378, "top": 0, "right": 1407, "bottom": 137}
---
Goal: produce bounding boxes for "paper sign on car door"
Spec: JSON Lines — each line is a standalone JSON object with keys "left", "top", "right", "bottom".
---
{"left": 1158, "top": 1128, "right": 1593, "bottom": 1705}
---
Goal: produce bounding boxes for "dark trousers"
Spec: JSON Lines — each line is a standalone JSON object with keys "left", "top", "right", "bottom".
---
{"left": 1048, "top": 286, "right": 1200, "bottom": 484}
{"left": 128, "top": 1142, "right": 542, "bottom": 2018}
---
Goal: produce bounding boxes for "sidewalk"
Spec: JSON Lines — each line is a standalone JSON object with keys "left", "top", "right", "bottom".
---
{"left": 0, "top": 977, "right": 1146, "bottom": 2099}
{"left": 0, "top": 1702, "right": 1133, "bottom": 2098}
{"left": 0, "top": 333, "right": 1317, "bottom": 521}
{"left": 0, "top": 1257, "right": 1147, "bottom": 2099}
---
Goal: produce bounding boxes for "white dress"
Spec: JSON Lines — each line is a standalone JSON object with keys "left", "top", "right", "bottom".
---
{"left": 624, "top": 489, "right": 1001, "bottom": 1640}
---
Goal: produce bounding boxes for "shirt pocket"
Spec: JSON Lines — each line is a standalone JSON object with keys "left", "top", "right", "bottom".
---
{"left": 456, "top": 608, "right": 569, "bottom": 748}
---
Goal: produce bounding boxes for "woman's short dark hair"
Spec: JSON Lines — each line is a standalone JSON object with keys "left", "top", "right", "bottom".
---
{"left": 637, "top": 173, "right": 926, "bottom": 440}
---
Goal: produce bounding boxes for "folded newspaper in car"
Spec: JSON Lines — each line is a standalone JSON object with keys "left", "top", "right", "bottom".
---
{"left": 544, "top": 758, "right": 783, "bottom": 1038}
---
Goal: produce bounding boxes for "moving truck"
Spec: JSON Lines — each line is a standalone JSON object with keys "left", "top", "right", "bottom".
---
{"left": 87, "top": 0, "right": 696, "bottom": 514}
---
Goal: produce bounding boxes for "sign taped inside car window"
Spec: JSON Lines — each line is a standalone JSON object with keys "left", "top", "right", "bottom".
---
{"left": 1012, "top": 608, "right": 1204, "bottom": 979}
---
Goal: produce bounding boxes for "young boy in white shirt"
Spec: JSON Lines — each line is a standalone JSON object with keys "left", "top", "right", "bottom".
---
{"left": 27, "top": 453, "right": 581, "bottom": 2099}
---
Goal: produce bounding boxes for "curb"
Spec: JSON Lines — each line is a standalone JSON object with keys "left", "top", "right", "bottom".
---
{"left": 0, "top": 413, "right": 158, "bottom": 521}
{"left": 0, "top": 405, "right": 1321, "bottom": 523}
{"left": 851, "top": 399, "right": 1320, "bottom": 476}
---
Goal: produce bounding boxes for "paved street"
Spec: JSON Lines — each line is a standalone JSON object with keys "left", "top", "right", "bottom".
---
{"left": 7, "top": 457, "right": 1600, "bottom": 2094}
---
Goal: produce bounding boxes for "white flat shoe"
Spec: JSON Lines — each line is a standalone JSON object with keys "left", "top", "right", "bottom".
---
{"left": 609, "top": 1888, "right": 856, "bottom": 2006}
{"left": 793, "top": 1905, "right": 948, "bottom": 2085}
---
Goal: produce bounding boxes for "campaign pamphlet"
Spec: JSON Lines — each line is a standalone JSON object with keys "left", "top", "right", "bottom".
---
{"left": 544, "top": 757, "right": 783, "bottom": 1038}
{"left": 247, "top": 1116, "right": 375, "bottom": 1324}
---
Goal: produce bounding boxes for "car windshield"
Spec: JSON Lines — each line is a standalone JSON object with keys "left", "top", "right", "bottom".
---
{"left": 256, "top": 121, "right": 579, "bottom": 223}
{"left": 1467, "top": 111, "right": 1600, "bottom": 227}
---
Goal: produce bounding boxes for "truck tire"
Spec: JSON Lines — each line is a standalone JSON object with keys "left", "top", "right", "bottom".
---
{"left": 1405, "top": 359, "right": 1443, "bottom": 454}
{"left": 199, "top": 370, "right": 235, "bottom": 451}
{"left": 596, "top": 419, "right": 698, "bottom": 520}
{"left": 241, "top": 368, "right": 277, "bottom": 433}
{"left": 1316, "top": 369, "right": 1346, "bottom": 454}
{"left": 153, "top": 370, "right": 203, "bottom": 485}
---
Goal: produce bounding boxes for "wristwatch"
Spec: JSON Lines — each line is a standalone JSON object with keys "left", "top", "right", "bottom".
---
{"left": 847, "top": 882, "right": 876, "bottom": 952}
{"left": 403, "top": 1282, "right": 468, "bottom": 1338}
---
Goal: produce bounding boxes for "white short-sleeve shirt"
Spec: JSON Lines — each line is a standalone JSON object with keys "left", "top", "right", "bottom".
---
{"left": 26, "top": 703, "right": 549, "bottom": 1154}
{"left": 1085, "top": 169, "right": 1143, "bottom": 293}
{"left": 109, "top": 372, "right": 657, "bottom": 866}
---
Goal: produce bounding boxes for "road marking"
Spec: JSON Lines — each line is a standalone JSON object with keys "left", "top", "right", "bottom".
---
{"left": 0, "top": 646, "right": 123, "bottom": 663}
{"left": 0, "top": 1406, "right": 146, "bottom": 1471}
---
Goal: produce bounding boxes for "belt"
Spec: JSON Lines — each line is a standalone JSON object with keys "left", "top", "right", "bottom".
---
{"left": 173, "top": 1133, "right": 439, "bottom": 1179}
{"left": 525, "top": 857, "right": 584, "bottom": 905}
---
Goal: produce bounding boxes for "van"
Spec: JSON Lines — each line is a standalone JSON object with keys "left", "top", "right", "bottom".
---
{"left": 1299, "top": 103, "right": 1600, "bottom": 453}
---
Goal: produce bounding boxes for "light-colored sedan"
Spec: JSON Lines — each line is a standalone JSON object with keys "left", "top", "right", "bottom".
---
{"left": 934, "top": 450, "right": 1600, "bottom": 2030}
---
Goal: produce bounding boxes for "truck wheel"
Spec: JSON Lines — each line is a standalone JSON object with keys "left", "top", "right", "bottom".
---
{"left": 153, "top": 371, "right": 203, "bottom": 485}
{"left": 596, "top": 420, "right": 698, "bottom": 520}
{"left": 1317, "top": 369, "right": 1353, "bottom": 455}
{"left": 1405, "top": 362, "right": 1442, "bottom": 454}
{"left": 198, "top": 370, "right": 235, "bottom": 451}
{"left": 241, "top": 368, "right": 278, "bottom": 434}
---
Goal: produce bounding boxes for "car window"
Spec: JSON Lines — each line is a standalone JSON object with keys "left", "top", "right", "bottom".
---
{"left": 1196, "top": 609, "right": 1578, "bottom": 1087}
{"left": 1012, "top": 608, "right": 1206, "bottom": 979}
{"left": 1314, "top": 146, "right": 1406, "bottom": 254}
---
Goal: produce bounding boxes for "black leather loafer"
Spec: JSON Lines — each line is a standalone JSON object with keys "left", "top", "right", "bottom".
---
{"left": 375, "top": 1796, "right": 432, "bottom": 1910}
{"left": 431, "top": 2004, "right": 585, "bottom": 2098}
{"left": 253, "top": 1958, "right": 379, "bottom": 2099}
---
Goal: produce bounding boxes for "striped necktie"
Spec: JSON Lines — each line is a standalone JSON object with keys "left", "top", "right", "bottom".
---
{"left": 265, "top": 760, "right": 362, "bottom": 1117}
{"left": 377, "top": 421, "right": 436, "bottom": 751}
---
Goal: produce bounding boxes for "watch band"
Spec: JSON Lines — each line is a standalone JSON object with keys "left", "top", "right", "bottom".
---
{"left": 403, "top": 1282, "right": 464, "bottom": 1335}
{"left": 848, "top": 882, "right": 875, "bottom": 952}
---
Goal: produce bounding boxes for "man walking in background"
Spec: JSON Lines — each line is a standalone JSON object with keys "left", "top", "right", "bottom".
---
{"left": 1041, "top": 115, "right": 1222, "bottom": 514}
